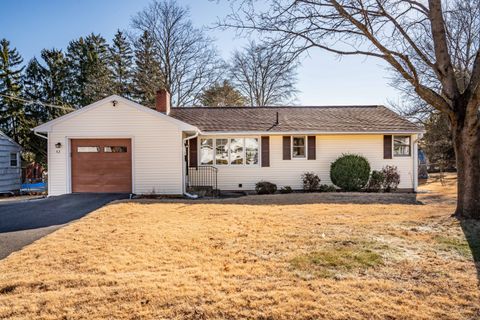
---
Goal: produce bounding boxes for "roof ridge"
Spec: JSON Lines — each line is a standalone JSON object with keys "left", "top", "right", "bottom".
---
{"left": 171, "top": 105, "right": 384, "bottom": 110}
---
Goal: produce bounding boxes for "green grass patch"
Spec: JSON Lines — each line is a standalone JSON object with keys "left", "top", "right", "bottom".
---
{"left": 290, "top": 240, "right": 385, "bottom": 278}
{"left": 434, "top": 236, "right": 472, "bottom": 258}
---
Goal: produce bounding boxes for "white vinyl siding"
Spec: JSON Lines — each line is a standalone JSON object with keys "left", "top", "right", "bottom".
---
{"left": 200, "top": 134, "right": 417, "bottom": 191}
{"left": 47, "top": 100, "right": 184, "bottom": 195}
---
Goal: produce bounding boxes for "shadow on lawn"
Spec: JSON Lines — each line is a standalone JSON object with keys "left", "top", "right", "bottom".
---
{"left": 460, "top": 219, "right": 480, "bottom": 284}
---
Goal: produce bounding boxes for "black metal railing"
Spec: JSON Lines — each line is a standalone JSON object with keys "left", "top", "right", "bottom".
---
{"left": 187, "top": 166, "right": 218, "bottom": 197}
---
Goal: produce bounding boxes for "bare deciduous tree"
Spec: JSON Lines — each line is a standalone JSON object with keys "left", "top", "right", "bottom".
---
{"left": 132, "top": 0, "right": 224, "bottom": 106}
{"left": 222, "top": 0, "right": 480, "bottom": 219}
{"left": 230, "top": 41, "right": 298, "bottom": 106}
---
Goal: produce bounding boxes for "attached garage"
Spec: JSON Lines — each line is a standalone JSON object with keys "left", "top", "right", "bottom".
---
{"left": 33, "top": 92, "right": 422, "bottom": 196}
{"left": 71, "top": 138, "right": 132, "bottom": 193}
{"left": 33, "top": 95, "right": 197, "bottom": 196}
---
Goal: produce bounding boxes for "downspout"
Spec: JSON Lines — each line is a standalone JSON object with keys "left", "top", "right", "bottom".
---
{"left": 33, "top": 130, "right": 49, "bottom": 196}
{"left": 413, "top": 133, "right": 423, "bottom": 192}
{"left": 182, "top": 131, "right": 200, "bottom": 199}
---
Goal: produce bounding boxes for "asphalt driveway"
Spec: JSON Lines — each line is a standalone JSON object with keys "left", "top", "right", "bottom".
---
{"left": 0, "top": 193, "right": 128, "bottom": 259}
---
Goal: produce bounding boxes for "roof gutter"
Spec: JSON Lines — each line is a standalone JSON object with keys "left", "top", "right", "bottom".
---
{"left": 197, "top": 130, "right": 425, "bottom": 136}
{"left": 33, "top": 130, "right": 48, "bottom": 140}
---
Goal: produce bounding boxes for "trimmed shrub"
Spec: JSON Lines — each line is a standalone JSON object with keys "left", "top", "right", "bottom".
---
{"left": 280, "top": 186, "right": 293, "bottom": 194}
{"left": 301, "top": 172, "right": 321, "bottom": 192}
{"left": 330, "top": 154, "right": 371, "bottom": 191}
{"left": 255, "top": 181, "right": 277, "bottom": 194}
{"left": 318, "top": 184, "right": 337, "bottom": 192}
{"left": 382, "top": 165, "right": 400, "bottom": 192}
{"left": 367, "top": 170, "right": 385, "bottom": 192}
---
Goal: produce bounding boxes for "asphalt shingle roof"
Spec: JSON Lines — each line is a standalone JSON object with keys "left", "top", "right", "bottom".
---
{"left": 168, "top": 105, "right": 422, "bottom": 133}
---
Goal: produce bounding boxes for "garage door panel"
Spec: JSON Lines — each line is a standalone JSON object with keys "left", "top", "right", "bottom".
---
{"left": 71, "top": 139, "right": 132, "bottom": 193}
{"left": 75, "top": 161, "right": 131, "bottom": 172}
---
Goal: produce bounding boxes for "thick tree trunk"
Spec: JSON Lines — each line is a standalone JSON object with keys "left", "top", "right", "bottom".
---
{"left": 452, "top": 115, "right": 480, "bottom": 219}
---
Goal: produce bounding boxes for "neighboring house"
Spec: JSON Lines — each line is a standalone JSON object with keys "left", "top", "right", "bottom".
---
{"left": 33, "top": 90, "right": 424, "bottom": 196}
{"left": 0, "top": 130, "right": 22, "bottom": 194}
{"left": 22, "top": 162, "right": 46, "bottom": 183}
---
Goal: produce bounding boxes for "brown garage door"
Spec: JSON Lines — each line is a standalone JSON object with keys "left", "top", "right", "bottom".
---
{"left": 71, "top": 139, "right": 132, "bottom": 193}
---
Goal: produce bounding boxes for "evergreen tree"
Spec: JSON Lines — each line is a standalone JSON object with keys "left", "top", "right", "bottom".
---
{"left": 110, "top": 30, "right": 133, "bottom": 98}
{"left": 199, "top": 80, "right": 246, "bottom": 107}
{"left": 66, "top": 33, "right": 113, "bottom": 107}
{"left": 24, "top": 49, "right": 69, "bottom": 121}
{"left": 65, "top": 36, "right": 88, "bottom": 107}
{"left": 132, "top": 31, "right": 162, "bottom": 107}
{"left": 0, "top": 39, "right": 27, "bottom": 144}
{"left": 23, "top": 49, "right": 70, "bottom": 164}
{"left": 422, "top": 112, "right": 456, "bottom": 170}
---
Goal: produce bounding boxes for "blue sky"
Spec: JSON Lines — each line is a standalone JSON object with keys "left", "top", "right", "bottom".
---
{"left": 0, "top": 0, "right": 399, "bottom": 106}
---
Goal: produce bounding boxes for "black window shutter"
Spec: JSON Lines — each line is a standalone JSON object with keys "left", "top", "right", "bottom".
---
{"left": 261, "top": 136, "right": 270, "bottom": 167}
{"left": 384, "top": 135, "right": 392, "bottom": 159}
{"left": 189, "top": 137, "right": 198, "bottom": 167}
{"left": 307, "top": 136, "right": 316, "bottom": 160}
{"left": 283, "top": 136, "right": 291, "bottom": 160}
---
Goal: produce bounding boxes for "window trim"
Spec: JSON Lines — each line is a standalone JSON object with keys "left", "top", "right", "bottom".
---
{"left": 393, "top": 135, "right": 412, "bottom": 157}
{"left": 291, "top": 135, "right": 307, "bottom": 159}
{"left": 198, "top": 136, "right": 261, "bottom": 167}
{"left": 10, "top": 152, "right": 18, "bottom": 167}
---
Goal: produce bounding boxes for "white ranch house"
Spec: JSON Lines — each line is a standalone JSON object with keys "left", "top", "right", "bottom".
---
{"left": 33, "top": 90, "right": 423, "bottom": 196}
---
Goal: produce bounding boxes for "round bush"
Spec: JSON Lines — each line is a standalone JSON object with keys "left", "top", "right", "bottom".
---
{"left": 382, "top": 165, "right": 400, "bottom": 192}
{"left": 330, "top": 154, "right": 371, "bottom": 191}
{"left": 255, "top": 181, "right": 277, "bottom": 194}
{"left": 318, "top": 184, "right": 337, "bottom": 192}
{"left": 279, "top": 186, "right": 293, "bottom": 194}
{"left": 301, "top": 172, "right": 321, "bottom": 192}
{"left": 366, "top": 170, "right": 385, "bottom": 192}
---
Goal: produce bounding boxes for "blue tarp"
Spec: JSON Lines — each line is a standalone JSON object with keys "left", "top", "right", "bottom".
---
{"left": 21, "top": 182, "right": 46, "bottom": 190}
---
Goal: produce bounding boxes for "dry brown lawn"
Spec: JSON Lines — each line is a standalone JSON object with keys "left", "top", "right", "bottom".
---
{"left": 0, "top": 173, "right": 479, "bottom": 319}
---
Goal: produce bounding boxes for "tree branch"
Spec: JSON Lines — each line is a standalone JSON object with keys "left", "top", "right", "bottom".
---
{"left": 428, "top": 0, "right": 459, "bottom": 100}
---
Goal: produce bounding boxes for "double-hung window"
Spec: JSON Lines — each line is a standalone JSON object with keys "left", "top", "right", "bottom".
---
{"left": 10, "top": 153, "right": 18, "bottom": 167}
{"left": 229, "top": 138, "right": 244, "bottom": 165}
{"left": 292, "top": 136, "right": 306, "bottom": 158}
{"left": 200, "top": 139, "right": 214, "bottom": 165}
{"left": 215, "top": 138, "right": 229, "bottom": 165}
{"left": 393, "top": 136, "right": 411, "bottom": 157}
{"left": 245, "top": 138, "right": 259, "bottom": 165}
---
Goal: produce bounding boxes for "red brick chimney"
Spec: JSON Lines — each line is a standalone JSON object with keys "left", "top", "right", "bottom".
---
{"left": 155, "top": 89, "right": 170, "bottom": 114}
